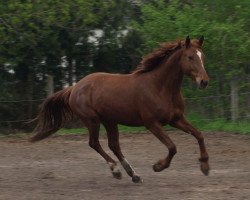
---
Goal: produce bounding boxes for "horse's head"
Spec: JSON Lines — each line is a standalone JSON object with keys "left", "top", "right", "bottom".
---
{"left": 180, "top": 36, "right": 209, "bottom": 89}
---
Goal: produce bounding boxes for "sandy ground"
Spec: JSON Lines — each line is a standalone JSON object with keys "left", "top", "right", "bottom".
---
{"left": 0, "top": 131, "right": 249, "bottom": 200}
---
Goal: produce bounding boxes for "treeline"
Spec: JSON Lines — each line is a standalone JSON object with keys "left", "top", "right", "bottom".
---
{"left": 0, "top": 0, "right": 249, "bottom": 132}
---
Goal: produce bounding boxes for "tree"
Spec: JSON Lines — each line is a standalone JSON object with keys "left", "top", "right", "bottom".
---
{"left": 0, "top": 0, "right": 141, "bottom": 130}
{"left": 133, "top": 0, "right": 250, "bottom": 120}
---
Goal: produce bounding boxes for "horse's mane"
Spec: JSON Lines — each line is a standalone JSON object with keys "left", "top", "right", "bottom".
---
{"left": 133, "top": 41, "right": 183, "bottom": 74}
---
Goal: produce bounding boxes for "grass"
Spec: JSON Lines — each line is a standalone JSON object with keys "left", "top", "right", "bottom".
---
{"left": 187, "top": 114, "right": 250, "bottom": 134}
{"left": 56, "top": 125, "right": 147, "bottom": 135}
{"left": 198, "top": 121, "right": 250, "bottom": 134}
{"left": 2, "top": 114, "right": 248, "bottom": 137}
{"left": 55, "top": 115, "right": 250, "bottom": 136}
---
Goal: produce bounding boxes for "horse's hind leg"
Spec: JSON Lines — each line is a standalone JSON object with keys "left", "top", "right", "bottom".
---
{"left": 146, "top": 122, "right": 177, "bottom": 172}
{"left": 103, "top": 122, "right": 142, "bottom": 183}
{"left": 85, "top": 119, "right": 122, "bottom": 180}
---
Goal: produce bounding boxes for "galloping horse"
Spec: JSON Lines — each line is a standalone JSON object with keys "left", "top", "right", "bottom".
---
{"left": 31, "top": 36, "right": 210, "bottom": 183}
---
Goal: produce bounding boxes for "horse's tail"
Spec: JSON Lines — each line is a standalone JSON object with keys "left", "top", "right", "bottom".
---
{"left": 29, "top": 86, "right": 74, "bottom": 142}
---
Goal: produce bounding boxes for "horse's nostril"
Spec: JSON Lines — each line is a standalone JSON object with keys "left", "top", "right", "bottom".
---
{"left": 200, "top": 80, "right": 208, "bottom": 88}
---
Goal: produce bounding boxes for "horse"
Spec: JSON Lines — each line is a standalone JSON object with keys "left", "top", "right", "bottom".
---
{"left": 30, "top": 36, "right": 210, "bottom": 183}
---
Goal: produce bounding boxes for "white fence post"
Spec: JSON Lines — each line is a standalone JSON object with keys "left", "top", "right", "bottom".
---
{"left": 46, "top": 75, "right": 54, "bottom": 97}
{"left": 230, "top": 79, "right": 239, "bottom": 122}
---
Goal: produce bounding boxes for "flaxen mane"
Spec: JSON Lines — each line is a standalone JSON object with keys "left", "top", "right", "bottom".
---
{"left": 133, "top": 41, "right": 183, "bottom": 74}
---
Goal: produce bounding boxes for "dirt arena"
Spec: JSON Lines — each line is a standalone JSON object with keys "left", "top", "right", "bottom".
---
{"left": 0, "top": 131, "right": 249, "bottom": 200}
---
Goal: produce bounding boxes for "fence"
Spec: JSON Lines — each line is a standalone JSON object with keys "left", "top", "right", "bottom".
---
{"left": 0, "top": 91, "right": 249, "bottom": 133}
{"left": 185, "top": 91, "right": 250, "bottom": 120}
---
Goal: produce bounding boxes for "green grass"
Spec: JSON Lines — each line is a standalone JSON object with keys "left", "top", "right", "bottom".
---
{"left": 199, "top": 121, "right": 250, "bottom": 134}
{"left": 55, "top": 115, "right": 250, "bottom": 136}
{"left": 187, "top": 113, "right": 250, "bottom": 134}
{"left": 56, "top": 125, "right": 147, "bottom": 135}
{"left": 9, "top": 113, "right": 247, "bottom": 137}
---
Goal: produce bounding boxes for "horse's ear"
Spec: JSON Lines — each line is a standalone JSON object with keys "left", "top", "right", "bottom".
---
{"left": 199, "top": 35, "right": 204, "bottom": 46}
{"left": 185, "top": 35, "right": 190, "bottom": 48}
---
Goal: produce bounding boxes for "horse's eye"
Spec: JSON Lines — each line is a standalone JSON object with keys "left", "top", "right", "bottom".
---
{"left": 188, "top": 56, "right": 193, "bottom": 60}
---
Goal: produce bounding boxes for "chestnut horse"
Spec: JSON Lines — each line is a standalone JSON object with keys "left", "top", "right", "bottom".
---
{"left": 31, "top": 36, "right": 210, "bottom": 183}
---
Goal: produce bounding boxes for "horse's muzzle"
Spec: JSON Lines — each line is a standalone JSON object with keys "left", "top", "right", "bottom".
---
{"left": 199, "top": 80, "right": 208, "bottom": 89}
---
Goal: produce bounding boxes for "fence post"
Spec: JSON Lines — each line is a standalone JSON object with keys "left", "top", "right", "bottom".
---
{"left": 46, "top": 75, "right": 54, "bottom": 97}
{"left": 230, "top": 79, "right": 239, "bottom": 122}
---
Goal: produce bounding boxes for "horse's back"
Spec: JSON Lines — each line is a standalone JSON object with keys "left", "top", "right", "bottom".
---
{"left": 73, "top": 72, "right": 135, "bottom": 94}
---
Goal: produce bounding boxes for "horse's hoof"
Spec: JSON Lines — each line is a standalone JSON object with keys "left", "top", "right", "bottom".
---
{"left": 200, "top": 162, "right": 210, "bottom": 176}
{"left": 112, "top": 170, "right": 122, "bottom": 180}
{"left": 132, "top": 175, "right": 143, "bottom": 183}
{"left": 153, "top": 163, "right": 164, "bottom": 172}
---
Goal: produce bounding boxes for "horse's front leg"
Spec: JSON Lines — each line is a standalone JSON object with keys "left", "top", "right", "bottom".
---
{"left": 147, "top": 122, "right": 177, "bottom": 172}
{"left": 170, "top": 117, "right": 210, "bottom": 175}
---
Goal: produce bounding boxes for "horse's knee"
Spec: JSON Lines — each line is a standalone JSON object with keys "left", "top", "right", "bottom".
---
{"left": 89, "top": 140, "right": 95, "bottom": 149}
{"left": 89, "top": 140, "right": 100, "bottom": 150}
{"left": 197, "top": 135, "right": 204, "bottom": 144}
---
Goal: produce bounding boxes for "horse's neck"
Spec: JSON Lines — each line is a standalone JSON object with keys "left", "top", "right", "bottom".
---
{"left": 151, "top": 52, "right": 183, "bottom": 96}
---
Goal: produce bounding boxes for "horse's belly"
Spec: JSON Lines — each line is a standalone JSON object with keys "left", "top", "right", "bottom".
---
{"left": 97, "top": 104, "right": 143, "bottom": 126}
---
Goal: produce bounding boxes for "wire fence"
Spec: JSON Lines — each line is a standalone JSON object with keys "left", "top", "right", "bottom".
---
{"left": 0, "top": 99, "right": 45, "bottom": 103}
{"left": 1, "top": 91, "right": 250, "bottom": 103}
{"left": 0, "top": 92, "right": 249, "bottom": 124}
{"left": 185, "top": 91, "right": 250, "bottom": 99}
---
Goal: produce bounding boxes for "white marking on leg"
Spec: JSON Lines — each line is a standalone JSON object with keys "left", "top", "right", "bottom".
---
{"left": 121, "top": 159, "right": 143, "bottom": 183}
{"left": 108, "top": 162, "right": 118, "bottom": 171}
{"left": 121, "top": 158, "right": 135, "bottom": 177}
{"left": 108, "top": 162, "right": 122, "bottom": 179}
{"left": 113, "top": 164, "right": 120, "bottom": 173}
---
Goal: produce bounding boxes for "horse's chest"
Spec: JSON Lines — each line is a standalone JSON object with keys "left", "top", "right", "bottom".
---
{"left": 162, "top": 107, "right": 182, "bottom": 121}
{"left": 157, "top": 99, "right": 184, "bottom": 122}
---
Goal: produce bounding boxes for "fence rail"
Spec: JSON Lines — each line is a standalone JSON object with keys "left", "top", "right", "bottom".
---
{"left": 0, "top": 99, "right": 45, "bottom": 103}
{"left": 185, "top": 92, "right": 250, "bottom": 100}
{"left": 0, "top": 92, "right": 249, "bottom": 124}
{"left": 1, "top": 91, "right": 250, "bottom": 103}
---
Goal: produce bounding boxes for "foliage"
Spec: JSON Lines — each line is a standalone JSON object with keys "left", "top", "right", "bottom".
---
{"left": 133, "top": 0, "right": 250, "bottom": 122}
{"left": 0, "top": 0, "right": 249, "bottom": 133}
{"left": 0, "top": 0, "right": 137, "bottom": 130}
